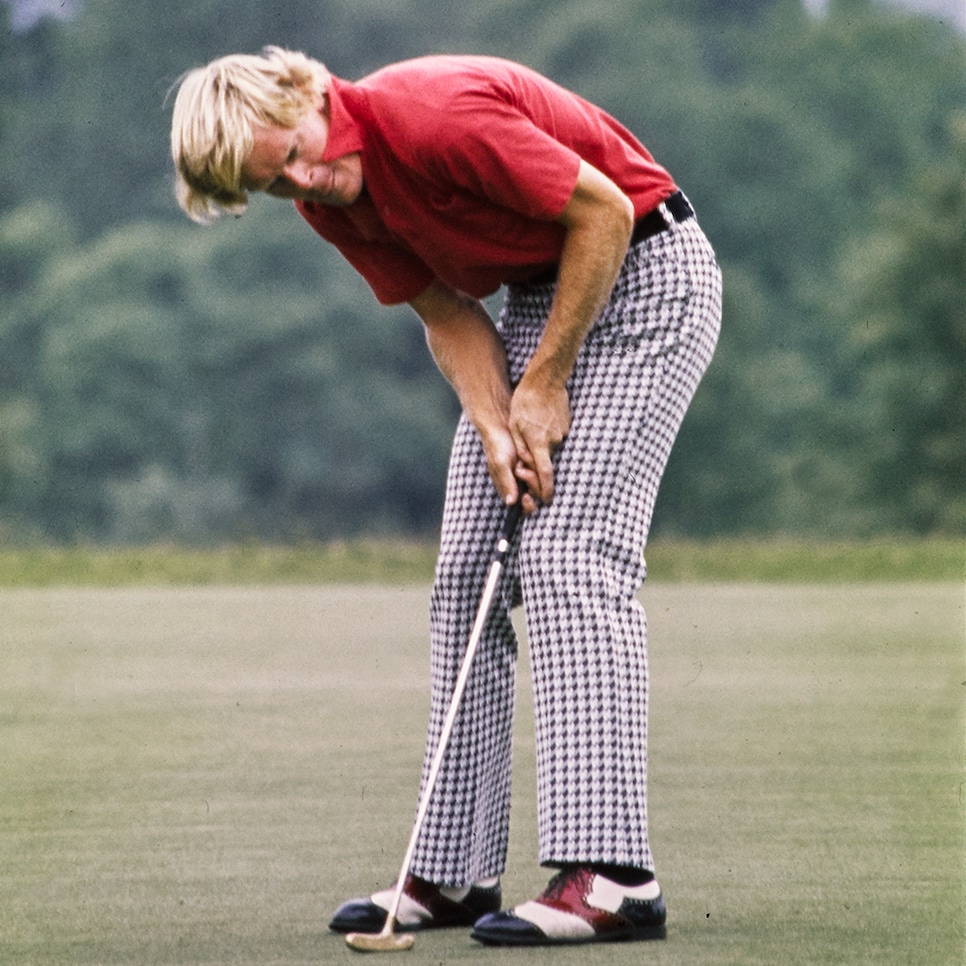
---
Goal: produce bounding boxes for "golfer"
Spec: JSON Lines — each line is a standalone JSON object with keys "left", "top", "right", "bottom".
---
{"left": 170, "top": 47, "right": 721, "bottom": 947}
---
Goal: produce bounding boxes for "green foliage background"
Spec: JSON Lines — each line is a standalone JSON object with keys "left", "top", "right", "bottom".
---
{"left": 0, "top": 0, "right": 963, "bottom": 543}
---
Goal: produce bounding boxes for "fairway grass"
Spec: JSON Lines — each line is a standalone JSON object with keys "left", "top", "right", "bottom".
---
{"left": 0, "top": 536, "right": 961, "bottom": 586}
{"left": 1, "top": 583, "right": 962, "bottom": 965}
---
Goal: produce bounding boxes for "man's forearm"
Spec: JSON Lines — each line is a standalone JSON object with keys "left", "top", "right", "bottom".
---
{"left": 523, "top": 161, "right": 634, "bottom": 392}
{"left": 503, "top": 161, "right": 634, "bottom": 504}
{"left": 411, "top": 280, "right": 524, "bottom": 503}
{"left": 410, "top": 281, "right": 513, "bottom": 440}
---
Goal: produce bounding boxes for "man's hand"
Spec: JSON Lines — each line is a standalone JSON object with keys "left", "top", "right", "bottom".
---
{"left": 508, "top": 374, "right": 571, "bottom": 508}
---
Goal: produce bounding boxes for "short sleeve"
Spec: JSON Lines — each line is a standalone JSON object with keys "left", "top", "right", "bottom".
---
{"left": 297, "top": 201, "right": 435, "bottom": 305}
{"left": 425, "top": 93, "right": 582, "bottom": 222}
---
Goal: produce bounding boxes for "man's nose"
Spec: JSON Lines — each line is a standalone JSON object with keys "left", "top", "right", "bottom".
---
{"left": 285, "top": 162, "right": 313, "bottom": 190}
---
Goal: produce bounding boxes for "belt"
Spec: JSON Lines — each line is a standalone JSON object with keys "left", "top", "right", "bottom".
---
{"left": 526, "top": 190, "right": 694, "bottom": 286}
{"left": 631, "top": 189, "right": 694, "bottom": 245}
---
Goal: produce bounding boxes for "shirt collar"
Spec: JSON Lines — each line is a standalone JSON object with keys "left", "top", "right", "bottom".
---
{"left": 323, "top": 76, "right": 365, "bottom": 161}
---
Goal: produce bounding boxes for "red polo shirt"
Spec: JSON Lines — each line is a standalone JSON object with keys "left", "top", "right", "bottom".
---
{"left": 296, "top": 56, "right": 677, "bottom": 305}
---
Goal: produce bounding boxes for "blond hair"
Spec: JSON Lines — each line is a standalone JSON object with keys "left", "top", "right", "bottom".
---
{"left": 170, "top": 46, "right": 329, "bottom": 223}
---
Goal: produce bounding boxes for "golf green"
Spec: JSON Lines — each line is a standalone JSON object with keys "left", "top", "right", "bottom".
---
{"left": 1, "top": 583, "right": 961, "bottom": 964}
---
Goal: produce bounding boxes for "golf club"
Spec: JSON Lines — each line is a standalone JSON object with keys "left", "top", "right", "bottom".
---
{"left": 345, "top": 494, "right": 524, "bottom": 953}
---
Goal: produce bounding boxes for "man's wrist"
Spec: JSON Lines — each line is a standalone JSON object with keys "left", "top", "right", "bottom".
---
{"left": 520, "top": 349, "right": 575, "bottom": 396}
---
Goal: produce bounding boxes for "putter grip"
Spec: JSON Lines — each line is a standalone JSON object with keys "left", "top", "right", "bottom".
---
{"left": 495, "top": 489, "right": 525, "bottom": 558}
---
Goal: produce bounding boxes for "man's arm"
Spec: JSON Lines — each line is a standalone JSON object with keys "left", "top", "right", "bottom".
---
{"left": 409, "top": 281, "right": 522, "bottom": 505}
{"left": 508, "top": 160, "right": 634, "bottom": 503}
{"left": 411, "top": 159, "right": 633, "bottom": 513}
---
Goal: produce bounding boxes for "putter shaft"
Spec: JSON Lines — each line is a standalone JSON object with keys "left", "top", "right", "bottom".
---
{"left": 345, "top": 499, "right": 522, "bottom": 952}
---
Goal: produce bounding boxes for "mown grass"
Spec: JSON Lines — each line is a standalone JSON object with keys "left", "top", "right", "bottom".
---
{"left": 0, "top": 540, "right": 439, "bottom": 587}
{"left": 0, "top": 536, "right": 961, "bottom": 585}
{"left": 1, "top": 583, "right": 962, "bottom": 965}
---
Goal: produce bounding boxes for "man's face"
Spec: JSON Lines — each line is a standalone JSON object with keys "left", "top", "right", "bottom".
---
{"left": 241, "top": 97, "right": 363, "bottom": 206}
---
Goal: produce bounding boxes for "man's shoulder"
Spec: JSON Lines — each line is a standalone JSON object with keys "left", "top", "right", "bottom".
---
{"left": 358, "top": 55, "right": 544, "bottom": 108}
{"left": 360, "top": 54, "right": 522, "bottom": 86}
{"left": 354, "top": 56, "right": 548, "bottom": 148}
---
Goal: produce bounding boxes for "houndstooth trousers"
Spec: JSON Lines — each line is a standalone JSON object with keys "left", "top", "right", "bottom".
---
{"left": 409, "top": 212, "right": 721, "bottom": 887}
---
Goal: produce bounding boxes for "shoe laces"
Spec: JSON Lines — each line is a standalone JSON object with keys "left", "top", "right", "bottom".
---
{"left": 541, "top": 866, "right": 591, "bottom": 903}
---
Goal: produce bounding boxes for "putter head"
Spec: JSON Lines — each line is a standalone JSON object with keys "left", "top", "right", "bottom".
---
{"left": 345, "top": 930, "right": 416, "bottom": 953}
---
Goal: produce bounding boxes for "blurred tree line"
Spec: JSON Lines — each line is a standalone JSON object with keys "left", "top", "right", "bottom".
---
{"left": 0, "top": 0, "right": 963, "bottom": 543}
